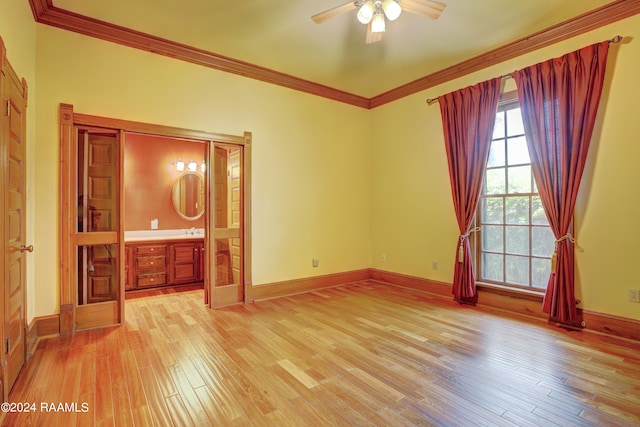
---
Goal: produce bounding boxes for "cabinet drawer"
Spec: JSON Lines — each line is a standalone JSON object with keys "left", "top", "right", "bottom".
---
{"left": 136, "top": 245, "right": 167, "bottom": 256}
{"left": 137, "top": 255, "right": 166, "bottom": 270}
{"left": 137, "top": 272, "right": 167, "bottom": 287}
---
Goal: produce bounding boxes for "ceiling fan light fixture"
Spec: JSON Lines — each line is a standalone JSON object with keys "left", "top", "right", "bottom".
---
{"left": 382, "top": 0, "right": 402, "bottom": 21}
{"left": 371, "top": 11, "right": 386, "bottom": 33}
{"left": 356, "top": 1, "right": 375, "bottom": 24}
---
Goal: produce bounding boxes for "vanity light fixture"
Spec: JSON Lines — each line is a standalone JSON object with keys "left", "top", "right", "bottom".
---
{"left": 200, "top": 161, "right": 206, "bottom": 173}
{"left": 187, "top": 160, "right": 198, "bottom": 172}
{"left": 176, "top": 159, "right": 185, "bottom": 171}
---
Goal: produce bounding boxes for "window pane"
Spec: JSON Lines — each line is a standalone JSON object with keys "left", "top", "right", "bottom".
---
{"left": 482, "top": 225, "right": 503, "bottom": 252}
{"left": 531, "top": 196, "right": 548, "bottom": 225}
{"left": 532, "top": 258, "right": 550, "bottom": 289}
{"left": 482, "top": 197, "right": 504, "bottom": 224}
{"left": 482, "top": 253, "right": 503, "bottom": 282}
{"left": 505, "top": 196, "right": 529, "bottom": 224}
{"left": 486, "top": 168, "right": 506, "bottom": 194}
{"left": 506, "top": 108, "right": 524, "bottom": 136}
{"left": 493, "top": 111, "right": 505, "bottom": 139}
{"left": 532, "top": 226, "right": 555, "bottom": 257}
{"left": 487, "top": 140, "right": 505, "bottom": 168}
{"left": 506, "top": 255, "right": 529, "bottom": 285}
{"left": 505, "top": 226, "right": 529, "bottom": 255}
{"left": 507, "top": 136, "right": 530, "bottom": 165}
{"left": 508, "top": 165, "right": 532, "bottom": 193}
{"left": 477, "top": 101, "right": 555, "bottom": 291}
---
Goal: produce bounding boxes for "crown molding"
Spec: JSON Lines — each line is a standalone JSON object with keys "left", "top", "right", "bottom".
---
{"left": 369, "top": 0, "right": 640, "bottom": 108}
{"left": 28, "top": 0, "right": 371, "bottom": 109}
{"left": 28, "top": 0, "right": 640, "bottom": 110}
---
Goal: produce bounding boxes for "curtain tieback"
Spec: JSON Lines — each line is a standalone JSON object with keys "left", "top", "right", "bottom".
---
{"left": 551, "top": 233, "right": 584, "bottom": 272}
{"left": 458, "top": 227, "right": 481, "bottom": 262}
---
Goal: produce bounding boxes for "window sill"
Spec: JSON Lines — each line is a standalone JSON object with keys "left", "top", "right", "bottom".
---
{"left": 476, "top": 282, "right": 544, "bottom": 302}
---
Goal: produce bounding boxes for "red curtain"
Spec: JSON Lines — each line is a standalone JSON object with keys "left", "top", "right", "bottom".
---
{"left": 439, "top": 78, "right": 501, "bottom": 304}
{"left": 513, "top": 41, "right": 610, "bottom": 322}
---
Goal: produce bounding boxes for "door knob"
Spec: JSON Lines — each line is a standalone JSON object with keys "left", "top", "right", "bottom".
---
{"left": 21, "top": 244, "right": 34, "bottom": 253}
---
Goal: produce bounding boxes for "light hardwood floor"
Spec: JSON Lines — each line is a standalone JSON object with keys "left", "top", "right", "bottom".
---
{"left": 5, "top": 281, "right": 640, "bottom": 426}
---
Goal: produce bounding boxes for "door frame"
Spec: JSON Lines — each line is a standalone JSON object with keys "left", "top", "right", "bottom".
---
{"left": 59, "top": 104, "right": 252, "bottom": 334}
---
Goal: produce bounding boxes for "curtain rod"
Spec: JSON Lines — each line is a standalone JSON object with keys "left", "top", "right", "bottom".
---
{"left": 425, "top": 35, "right": 623, "bottom": 106}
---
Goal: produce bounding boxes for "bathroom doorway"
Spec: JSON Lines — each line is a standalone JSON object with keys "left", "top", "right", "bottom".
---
{"left": 122, "top": 133, "right": 208, "bottom": 301}
{"left": 59, "top": 104, "right": 252, "bottom": 333}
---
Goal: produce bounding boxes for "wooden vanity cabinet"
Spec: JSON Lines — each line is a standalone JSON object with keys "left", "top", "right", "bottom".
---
{"left": 170, "top": 242, "right": 200, "bottom": 284}
{"left": 125, "top": 239, "right": 204, "bottom": 291}
{"left": 135, "top": 243, "right": 168, "bottom": 288}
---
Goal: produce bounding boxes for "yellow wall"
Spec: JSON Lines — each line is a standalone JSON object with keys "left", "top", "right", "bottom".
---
{"left": 0, "top": 0, "right": 37, "bottom": 322}
{"left": 370, "top": 15, "right": 640, "bottom": 321}
{"left": 32, "top": 26, "right": 371, "bottom": 318}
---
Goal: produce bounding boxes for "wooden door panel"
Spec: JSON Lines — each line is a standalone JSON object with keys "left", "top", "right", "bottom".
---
{"left": 214, "top": 147, "right": 228, "bottom": 229}
{"left": 74, "top": 128, "right": 120, "bottom": 327}
{"left": 88, "top": 277, "right": 113, "bottom": 302}
{"left": 8, "top": 211, "right": 20, "bottom": 241}
{"left": 210, "top": 142, "right": 245, "bottom": 308}
{"left": 2, "top": 48, "right": 28, "bottom": 398}
{"left": 8, "top": 158, "right": 20, "bottom": 191}
{"left": 228, "top": 149, "right": 241, "bottom": 286}
{"left": 85, "top": 134, "right": 117, "bottom": 232}
{"left": 87, "top": 252, "right": 117, "bottom": 304}
{"left": 76, "top": 301, "right": 118, "bottom": 330}
{"left": 171, "top": 243, "right": 199, "bottom": 284}
{"left": 7, "top": 259, "right": 23, "bottom": 349}
{"left": 173, "top": 245, "right": 195, "bottom": 263}
{"left": 173, "top": 264, "right": 197, "bottom": 282}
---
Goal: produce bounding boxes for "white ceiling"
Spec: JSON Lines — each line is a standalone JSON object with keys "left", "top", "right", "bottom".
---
{"left": 53, "top": 0, "right": 614, "bottom": 98}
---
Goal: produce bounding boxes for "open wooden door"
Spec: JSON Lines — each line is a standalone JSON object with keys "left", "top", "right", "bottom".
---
{"left": 74, "top": 128, "right": 121, "bottom": 329}
{"left": 0, "top": 38, "right": 29, "bottom": 399}
{"left": 60, "top": 104, "right": 123, "bottom": 333}
{"left": 209, "top": 134, "right": 252, "bottom": 307}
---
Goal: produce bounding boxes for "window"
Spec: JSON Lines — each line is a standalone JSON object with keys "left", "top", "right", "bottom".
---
{"left": 475, "top": 99, "right": 555, "bottom": 290}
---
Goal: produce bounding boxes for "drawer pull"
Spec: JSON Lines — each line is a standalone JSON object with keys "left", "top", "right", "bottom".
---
{"left": 150, "top": 278, "right": 154, "bottom": 282}
{"left": 150, "top": 261, "right": 154, "bottom": 265}
{"left": 151, "top": 248, "right": 154, "bottom": 251}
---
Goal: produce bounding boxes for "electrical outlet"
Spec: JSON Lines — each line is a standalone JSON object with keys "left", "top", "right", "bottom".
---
{"left": 432, "top": 260, "right": 439, "bottom": 270}
{"left": 381, "top": 253, "right": 387, "bottom": 262}
{"left": 628, "top": 288, "right": 640, "bottom": 303}
{"left": 312, "top": 258, "right": 319, "bottom": 268}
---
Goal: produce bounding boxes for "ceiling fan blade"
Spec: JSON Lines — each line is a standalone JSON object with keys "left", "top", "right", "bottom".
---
{"left": 365, "top": 21, "right": 383, "bottom": 44}
{"left": 312, "top": 2, "right": 357, "bottom": 24}
{"left": 401, "top": 0, "right": 446, "bottom": 20}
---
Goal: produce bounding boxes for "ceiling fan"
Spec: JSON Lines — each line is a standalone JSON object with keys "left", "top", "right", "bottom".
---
{"left": 312, "top": 0, "right": 446, "bottom": 44}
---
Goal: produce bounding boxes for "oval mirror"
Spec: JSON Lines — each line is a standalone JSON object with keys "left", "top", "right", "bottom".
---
{"left": 172, "top": 172, "right": 205, "bottom": 220}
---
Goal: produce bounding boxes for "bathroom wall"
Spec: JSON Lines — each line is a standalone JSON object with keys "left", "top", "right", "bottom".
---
{"left": 124, "top": 132, "right": 207, "bottom": 230}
